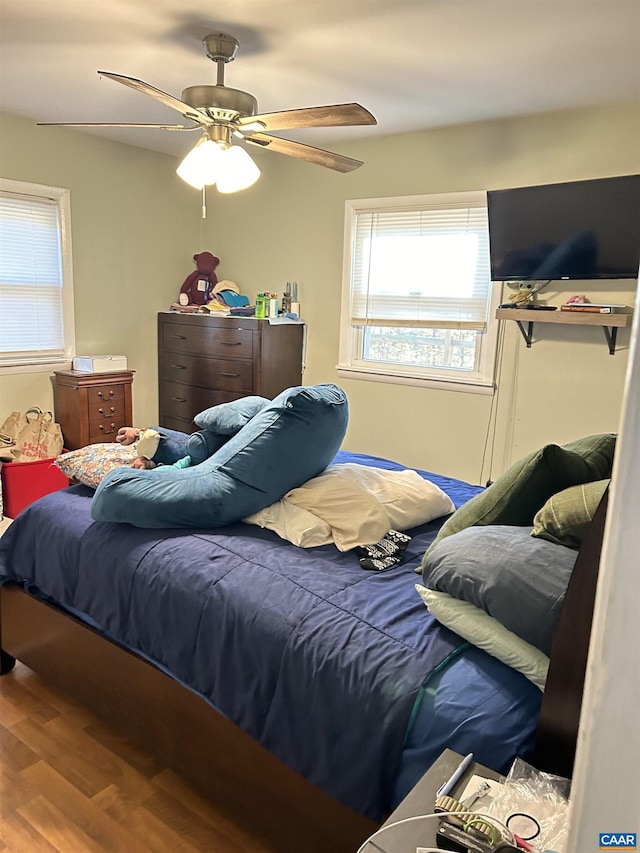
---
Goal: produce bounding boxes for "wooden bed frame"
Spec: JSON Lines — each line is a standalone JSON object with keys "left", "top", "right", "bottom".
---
{"left": 0, "top": 490, "right": 608, "bottom": 852}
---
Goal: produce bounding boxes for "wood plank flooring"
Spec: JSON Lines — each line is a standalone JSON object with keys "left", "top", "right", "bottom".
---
{"left": 0, "top": 662, "right": 275, "bottom": 852}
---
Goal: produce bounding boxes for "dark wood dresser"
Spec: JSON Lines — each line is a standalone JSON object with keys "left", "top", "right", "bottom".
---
{"left": 53, "top": 369, "right": 135, "bottom": 450}
{"left": 158, "top": 312, "right": 305, "bottom": 432}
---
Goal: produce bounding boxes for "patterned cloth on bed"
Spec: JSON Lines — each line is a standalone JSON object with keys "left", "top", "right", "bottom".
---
{"left": 0, "top": 450, "right": 542, "bottom": 820}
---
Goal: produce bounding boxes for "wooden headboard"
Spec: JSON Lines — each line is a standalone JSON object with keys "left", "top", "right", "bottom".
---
{"left": 532, "top": 485, "right": 609, "bottom": 779}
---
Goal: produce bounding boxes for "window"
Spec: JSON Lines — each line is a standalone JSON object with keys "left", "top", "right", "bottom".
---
{"left": 339, "top": 191, "right": 500, "bottom": 392}
{"left": 0, "top": 178, "right": 75, "bottom": 369}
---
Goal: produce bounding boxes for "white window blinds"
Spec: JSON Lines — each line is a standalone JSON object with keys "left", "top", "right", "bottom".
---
{"left": 0, "top": 190, "right": 66, "bottom": 364}
{"left": 349, "top": 195, "right": 491, "bottom": 331}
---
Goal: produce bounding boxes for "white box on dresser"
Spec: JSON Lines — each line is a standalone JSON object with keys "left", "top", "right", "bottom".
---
{"left": 73, "top": 355, "right": 128, "bottom": 372}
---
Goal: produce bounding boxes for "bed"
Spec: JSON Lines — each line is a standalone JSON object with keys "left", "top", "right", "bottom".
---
{"left": 0, "top": 447, "right": 608, "bottom": 853}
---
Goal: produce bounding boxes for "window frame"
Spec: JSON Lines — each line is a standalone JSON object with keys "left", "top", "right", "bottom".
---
{"left": 338, "top": 191, "right": 501, "bottom": 395}
{"left": 0, "top": 177, "right": 75, "bottom": 374}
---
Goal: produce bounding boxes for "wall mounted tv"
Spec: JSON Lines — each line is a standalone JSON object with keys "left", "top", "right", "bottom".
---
{"left": 487, "top": 174, "right": 640, "bottom": 281}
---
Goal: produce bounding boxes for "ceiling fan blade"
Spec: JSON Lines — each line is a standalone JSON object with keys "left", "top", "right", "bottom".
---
{"left": 37, "top": 122, "right": 200, "bottom": 131}
{"left": 236, "top": 103, "right": 376, "bottom": 132}
{"left": 246, "top": 133, "right": 363, "bottom": 173}
{"left": 98, "top": 71, "right": 214, "bottom": 126}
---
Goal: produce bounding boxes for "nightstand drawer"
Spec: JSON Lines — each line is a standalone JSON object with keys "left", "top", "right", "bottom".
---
{"left": 87, "top": 387, "right": 126, "bottom": 421}
{"left": 88, "top": 415, "right": 127, "bottom": 442}
{"left": 161, "top": 381, "right": 244, "bottom": 422}
{"left": 161, "top": 322, "right": 254, "bottom": 359}
{"left": 159, "top": 351, "right": 253, "bottom": 391}
{"left": 86, "top": 383, "right": 127, "bottom": 406}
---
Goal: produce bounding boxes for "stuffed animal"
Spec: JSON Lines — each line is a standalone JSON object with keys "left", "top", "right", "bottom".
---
{"left": 178, "top": 251, "right": 220, "bottom": 306}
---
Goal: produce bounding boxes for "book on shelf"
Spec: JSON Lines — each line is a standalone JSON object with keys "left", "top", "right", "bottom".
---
{"left": 560, "top": 303, "right": 627, "bottom": 314}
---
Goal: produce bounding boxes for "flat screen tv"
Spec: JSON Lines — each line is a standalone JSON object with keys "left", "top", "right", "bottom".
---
{"left": 487, "top": 174, "right": 640, "bottom": 281}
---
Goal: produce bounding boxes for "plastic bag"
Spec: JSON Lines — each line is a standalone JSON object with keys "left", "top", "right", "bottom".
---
{"left": 482, "top": 758, "right": 570, "bottom": 851}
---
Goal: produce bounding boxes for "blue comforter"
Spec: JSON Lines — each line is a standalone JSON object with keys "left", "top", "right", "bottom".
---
{"left": 0, "top": 451, "right": 541, "bottom": 819}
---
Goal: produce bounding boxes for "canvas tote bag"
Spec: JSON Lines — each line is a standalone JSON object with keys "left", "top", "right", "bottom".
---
{"left": 0, "top": 407, "right": 64, "bottom": 462}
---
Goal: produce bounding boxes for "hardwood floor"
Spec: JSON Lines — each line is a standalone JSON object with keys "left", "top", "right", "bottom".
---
{"left": 0, "top": 662, "right": 273, "bottom": 852}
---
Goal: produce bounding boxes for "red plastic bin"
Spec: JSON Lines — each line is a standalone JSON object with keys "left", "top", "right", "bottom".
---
{"left": 1, "top": 456, "right": 70, "bottom": 518}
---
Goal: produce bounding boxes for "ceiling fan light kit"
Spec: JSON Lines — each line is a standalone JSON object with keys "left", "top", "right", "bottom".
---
{"left": 176, "top": 123, "right": 261, "bottom": 192}
{"left": 176, "top": 138, "right": 224, "bottom": 189}
{"left": 37, "top": 31, "right": 376, "bottom": 192}
{"left": 213, "top": 145, "right": 261, "bottom": 193}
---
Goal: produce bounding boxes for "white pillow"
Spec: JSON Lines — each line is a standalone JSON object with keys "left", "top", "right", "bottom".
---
{"left": 246, "top": 464, "right": 455, "bottom": 551}
{"left": 415, "top": 585, "right": 549, "bottom": 690}
{"left": 244, "top": 500, "right": 333, "bottom": 548}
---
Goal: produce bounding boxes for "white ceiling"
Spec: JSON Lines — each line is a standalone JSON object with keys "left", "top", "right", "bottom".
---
{"left": 1, "top": 0, "right": 639, "bottom": 163}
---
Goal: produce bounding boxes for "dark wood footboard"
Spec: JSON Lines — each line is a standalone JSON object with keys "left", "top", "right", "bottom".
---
{"left": 0, "top": 583, "right": 376, "bottom": 853}
{"left": 532, "top": 487, "right": 609, "bottom": 779}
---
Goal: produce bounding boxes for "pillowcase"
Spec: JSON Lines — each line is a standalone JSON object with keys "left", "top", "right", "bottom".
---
{"left": 421, "top": 434, "right": 616, "bottom": 566}
{"left": 244, "top": 501, "right": 333, "bottom": 548}
{"left": 561, "top": 433, "right": 616, "bottom": 480}
{"left": 532, "top": 479, "right": 609, "bottom": 549}
{"left": 55, "top": 443, "right": 139, "bottom": 488}
{"left": 422, "top": 525, "right": 578, "bottom": 655}
{"left": 245, "top": 464, "right": 455, "bottom": 550}
{"left": 416, "top": 585, "right": 549, "bottom": 690}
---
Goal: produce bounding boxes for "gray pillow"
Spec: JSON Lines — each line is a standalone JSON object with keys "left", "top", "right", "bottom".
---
{"left": 422, "top": 525, "right": 578, "bottom": 656}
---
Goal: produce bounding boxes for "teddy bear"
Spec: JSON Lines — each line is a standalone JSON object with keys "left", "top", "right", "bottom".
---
{"left": 178, "top": 251, "right": 220, "bottom": 306}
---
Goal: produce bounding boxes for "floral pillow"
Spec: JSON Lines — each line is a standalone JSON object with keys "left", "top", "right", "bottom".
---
{"left": 54, "top": 443, "right": 139, "bottom": 489}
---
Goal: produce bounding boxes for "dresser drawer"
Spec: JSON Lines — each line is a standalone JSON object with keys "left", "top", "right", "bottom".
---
{"left": 162, "top": 414, "right": 199, "bottom": 434}
{"left": 161, "top": 322, "right": 254, "bottom": 359}
{"left": 87, "top": 387, "right": 126, "bottom": 421}
{"left": 159, "top": 351, "right": 253, "bottom": 391}
{"left": 88, "top": 414, "right": 128, "bottom": 443}
{"left": 161, "top": 381, "right": 245, "bottom": 422}
{"left": 86, "top": 383, "right": 127, "bottom": 406}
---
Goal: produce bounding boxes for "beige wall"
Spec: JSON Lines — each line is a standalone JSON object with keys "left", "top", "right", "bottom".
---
{"left": 204, "top": 101, "right": 640, "bottom": 481}
{"left": 1, "top": 103, "right": 638, "bottom": 482}
{"left": 0, "top": 112, "right": 201, "bottom": 428}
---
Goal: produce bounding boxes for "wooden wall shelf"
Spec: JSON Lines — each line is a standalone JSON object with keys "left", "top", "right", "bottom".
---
{"left": 496, "top": 308, "right": 633, "bottom": 355}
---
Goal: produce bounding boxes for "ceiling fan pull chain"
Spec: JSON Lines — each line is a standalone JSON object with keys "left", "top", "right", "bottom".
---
{"left": 202, "top": 186, "right": 207, "bottom": 220}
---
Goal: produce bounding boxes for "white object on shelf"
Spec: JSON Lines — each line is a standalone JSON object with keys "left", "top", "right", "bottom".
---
{"left": 72, "top": 355, "right": 128, "bottom": 372}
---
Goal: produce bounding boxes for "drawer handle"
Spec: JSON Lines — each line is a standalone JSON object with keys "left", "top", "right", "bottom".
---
{"left": 99, "top": 423, "right": 117, "bottom": 434}
{"left": 98, "top": 390, "right": 115, "bottom": 398}
{"left": 171, "top": 397, "right": 187, "bottom": 403}
{"left": 220, "top": 372, "right": 240, "bottom": 378}
{"left": 98, "top": 406, "right": 116, "bottom": 415}
{"left": 171, "top": 334, "right": 187, "bottom": 340}
{"left": 171, "top": 364, "right": 187, "bottom": 370}
{"left": 221, "top": 341, "right": 242, "bottom": 346}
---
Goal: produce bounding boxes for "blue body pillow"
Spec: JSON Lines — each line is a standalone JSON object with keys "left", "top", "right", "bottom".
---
{"left": 91, "top": 384, "right": 349, "bottom": 529}
{"left": 151, "top": 396, "right": 271, "bottom": 464}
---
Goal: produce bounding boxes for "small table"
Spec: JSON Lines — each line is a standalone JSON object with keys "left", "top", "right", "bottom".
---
{"left": 54, "top": 369, "right": 135, "bottom": 450}
{"left": 360, "top": 749, "right": 502, "bottom": 852}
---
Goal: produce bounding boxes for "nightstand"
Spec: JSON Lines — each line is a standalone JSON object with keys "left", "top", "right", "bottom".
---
{"left": 54, "top": 369, "right": 135, "bottom": 450}
{"left": 360, "top": 750, "right": 502, "bottom": 852}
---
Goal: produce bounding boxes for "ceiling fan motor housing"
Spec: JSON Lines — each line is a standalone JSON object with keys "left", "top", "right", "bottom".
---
{"left": 181, "top": 85, "right": 258, "bottom": 121}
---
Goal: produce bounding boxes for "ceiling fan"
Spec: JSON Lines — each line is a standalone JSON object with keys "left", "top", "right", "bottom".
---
{"left": 38, "top": 32, "right": 377, "bottom": 190}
